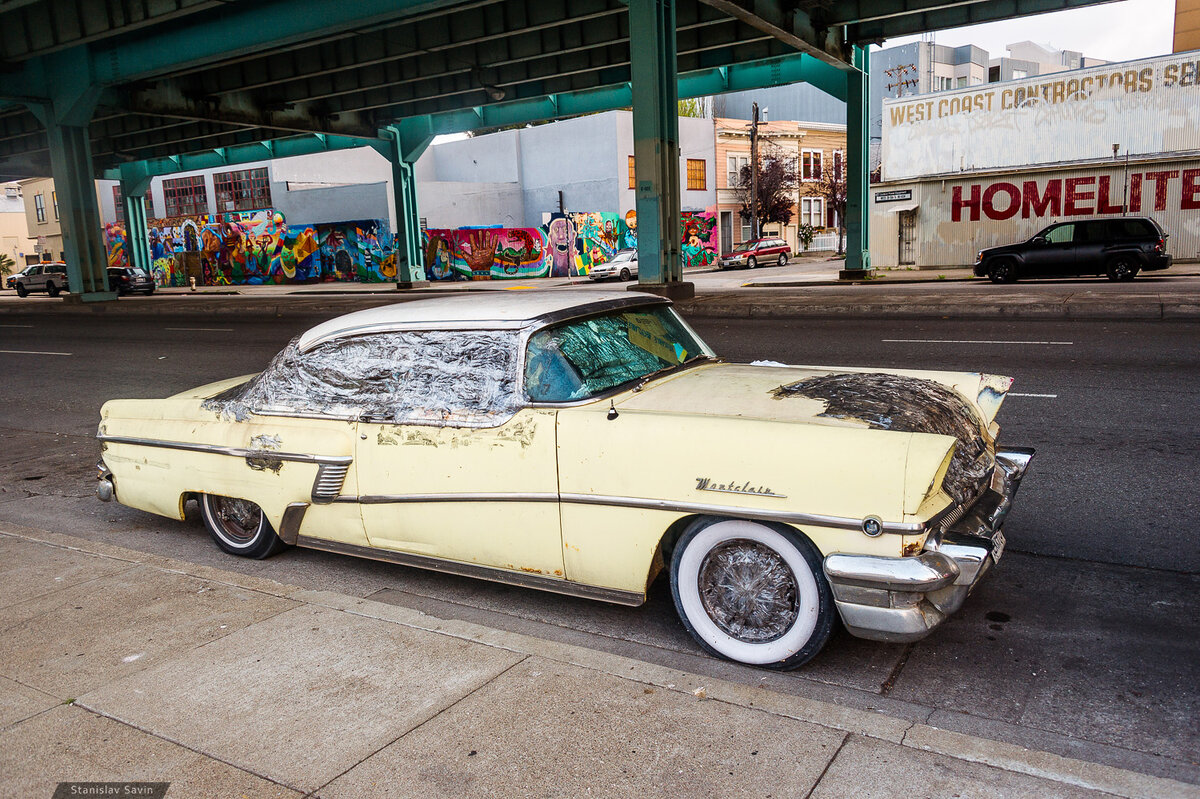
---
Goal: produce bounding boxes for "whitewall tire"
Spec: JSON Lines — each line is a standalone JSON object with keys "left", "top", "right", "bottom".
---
{"left": 670, "top": 518, "right": 835, "bottom": 669}
{"left": 200, "top": 494, "right": 285, "bottom": 559}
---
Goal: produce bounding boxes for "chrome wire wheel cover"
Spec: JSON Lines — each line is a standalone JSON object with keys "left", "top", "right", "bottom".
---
{"left": 211, "top": 496, "right": 262, "bottom": 543}
{"left": 697, "top": 538, "right": 799, "bottom": 643}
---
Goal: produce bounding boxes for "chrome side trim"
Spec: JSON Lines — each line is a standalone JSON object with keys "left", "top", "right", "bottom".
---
{"left": 311, "top": 463, "right": 350, "bottom": 504}
{"left": 332, "top": 490, "right": 917, "bottom": 534}
{"left": 96, "top": 434, "right": 353, "bottom": 467}
{"left": 560, "top": 493, "right": 923, "bottom": 534}
{"left": 294, "top": 536, "right": 645, "bottom": 607}
{"left": 278, "top": 502, "right": 309, "bottom": 546}
{"left": 337, "top": 492, "right": 559, "bottom": 505}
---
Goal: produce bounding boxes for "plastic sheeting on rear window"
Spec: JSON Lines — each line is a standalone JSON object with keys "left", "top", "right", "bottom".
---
{"left": 203, "top": 330, "right": 521, "bottom": 427}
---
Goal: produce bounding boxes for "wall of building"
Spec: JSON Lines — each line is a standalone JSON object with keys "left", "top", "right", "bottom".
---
{"left": 882, "top": 51, "right": 1200, "bottom": 181}
{"left": 1, "top": 182, "right": 36, "bottom": 265}
{"left": 869, "top": 157, "right": 1200, "bottom": 268}
{"left": 712, "top": 84, "right": 846, "bottom": 127}
{"left": 1178, "top": 0, "right": 1200, "bottom": 52}
{"left": 418, "top": 182, "right": 525, "bottom": 229}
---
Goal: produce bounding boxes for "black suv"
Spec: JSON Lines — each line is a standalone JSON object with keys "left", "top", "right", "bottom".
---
{"left": 107, "top": 266, "right": 156, "bottom": 295}
{"left": 974, "top": 217, "right": 1170, "bottom": 283}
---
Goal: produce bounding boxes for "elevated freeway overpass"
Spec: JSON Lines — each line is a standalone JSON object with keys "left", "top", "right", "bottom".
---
{"left": 0, "top": 0, "right": 1120, "bottom": 301}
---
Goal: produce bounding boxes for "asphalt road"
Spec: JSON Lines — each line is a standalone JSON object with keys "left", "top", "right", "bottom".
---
{"left": 1, "top": 312, "right": 1197, "bottom": 782}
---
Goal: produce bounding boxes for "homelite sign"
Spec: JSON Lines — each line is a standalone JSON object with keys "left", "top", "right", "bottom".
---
{"left": 951, "top": 169, "right": 1200, "bottom": 222}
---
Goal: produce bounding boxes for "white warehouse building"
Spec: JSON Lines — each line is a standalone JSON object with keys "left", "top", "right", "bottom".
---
{"left": 870, "top": 50, "right": 1200, "bottom": 269}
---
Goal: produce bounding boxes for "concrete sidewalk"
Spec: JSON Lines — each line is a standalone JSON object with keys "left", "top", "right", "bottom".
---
{"left": 2, "top": 523, "right": 1194, "bottom": 799}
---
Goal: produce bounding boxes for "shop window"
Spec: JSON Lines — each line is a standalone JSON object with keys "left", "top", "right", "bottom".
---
{"left": 163, "top": 175, "right": 208, "bottom": 218}
{"left": 214, "top": 167, "right": 271, "bottom": 212}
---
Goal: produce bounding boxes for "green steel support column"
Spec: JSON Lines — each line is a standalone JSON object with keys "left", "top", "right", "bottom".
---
{"left": 384, "top": 123, "right": 433, "bottom": 288}
{"left": 120, "top": 183, "right": 153, "bottom": 277}
{"left": 629, "top": 0, "right": 691, "bottom": 298}
{"left": 841, "top": 46, "right": 872, "bottom": 278}
{"left": 42, "top": 115, "right": 115, "bottom": 301}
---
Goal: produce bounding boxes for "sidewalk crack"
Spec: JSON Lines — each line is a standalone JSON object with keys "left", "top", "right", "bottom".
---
{"left": 801, "top": 731, "right": 851, "bottom": 799}
{"left": 311, "top": 654, "right": 531, "bottom": 794}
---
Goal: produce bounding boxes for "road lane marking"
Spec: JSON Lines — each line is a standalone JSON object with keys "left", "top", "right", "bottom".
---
{"left": 881, "top": 339, "right": 1073, "bottom": 345}
{"left": 164, "top": 327, "right": 234, "bottom": 332}
{"left": 0, "top": 349, "right": 71, "bottom": 356}
{"left": 1009, "top": 393, "right": 1058, "bottom": 398}
{"left": 0, "top": 324, "right": 34, "bottom": 328}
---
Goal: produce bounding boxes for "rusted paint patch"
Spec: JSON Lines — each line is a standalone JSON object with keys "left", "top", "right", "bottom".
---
{"left": 403, "top": 430, "right": 440, "bottom": 447}
{"left": 902, "top": 540, "right": 922, "bottom": 557}
{"left": 246, "top": 433, "right": 284, "bottom": 472}
{"left": 773, "top": 373, "right": 990, "bottom": 504}
{"left": 376, "top": 429, "right": 400, "bottom": 446}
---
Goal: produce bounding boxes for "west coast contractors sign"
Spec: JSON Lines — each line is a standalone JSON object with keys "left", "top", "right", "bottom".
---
{"left": 882, "top": 52, "right": 1200, "bottom": 180}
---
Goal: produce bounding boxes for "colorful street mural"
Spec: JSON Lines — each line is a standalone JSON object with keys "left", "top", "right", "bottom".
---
{"left": 104, "top": 210, "right": 398, "bottom": 287}
{"left": 423, "top": 227, "right": 547, "bottom": 281}
{"left": 103, "top": 205, "right": 721, "bottom": 286}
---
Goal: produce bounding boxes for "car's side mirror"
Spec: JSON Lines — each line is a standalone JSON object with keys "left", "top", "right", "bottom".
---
{"left": 1031, "top": 236, "right": 1047, "bottom": 245}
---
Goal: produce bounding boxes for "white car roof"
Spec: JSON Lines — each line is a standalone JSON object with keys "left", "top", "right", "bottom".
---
{"left": 298, "top": 290, "right": 667, "bottom": 352}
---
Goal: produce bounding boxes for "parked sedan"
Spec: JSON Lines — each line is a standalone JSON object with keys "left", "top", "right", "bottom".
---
{"left": 107, "top": 266, "right": 157, "bottom": 295}
{"left": 975, "top": 216, "right": 1171, "bottom": 283}
{"left": 588, "top": 249, "right": 638, "bottom": 281}
{"left": 97, "top": 293, "right": 1032, "bottom": 669}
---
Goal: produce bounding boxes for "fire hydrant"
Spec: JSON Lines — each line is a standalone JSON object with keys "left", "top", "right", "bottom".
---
{"left": 189, "top": 276, "right": 197, "bottom": 291}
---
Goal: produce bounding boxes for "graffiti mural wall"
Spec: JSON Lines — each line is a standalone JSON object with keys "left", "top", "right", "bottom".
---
{"left": 104, "top": 210, "right": 398, "bottom": 286}
{"left": 680, "top": 210, "right": 718, "bottom": 268}
{"left": 423, "top": 227, "right": 548, "bottom": 280}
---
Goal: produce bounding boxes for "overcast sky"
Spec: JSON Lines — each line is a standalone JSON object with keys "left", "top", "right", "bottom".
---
{"left": 879, "top": 0, "right": 1176, "bottom": 64}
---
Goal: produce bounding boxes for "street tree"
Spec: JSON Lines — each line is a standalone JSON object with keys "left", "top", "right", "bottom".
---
{"left": 736, "top": 140, "right": 799, "bottom": 234}
{"left": 814, "top": 167, "right": 847, "bottom": 255}
{"left": 0, "top": 253, "right": 14, "bottom": 277}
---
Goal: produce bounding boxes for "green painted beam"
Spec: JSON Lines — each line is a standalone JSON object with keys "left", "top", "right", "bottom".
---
{"left": 843, "top": 45, "right": 870, "bottom": 273}
{"left": 100, "top": 134, "right": 390, "bottom": 182}
{"left": 846, "top": 0, "right": 1123, "bottom": 41}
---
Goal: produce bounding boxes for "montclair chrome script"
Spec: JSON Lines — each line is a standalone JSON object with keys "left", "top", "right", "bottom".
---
{"left": 694, "top": 477, "right": 786, "bottom": 498}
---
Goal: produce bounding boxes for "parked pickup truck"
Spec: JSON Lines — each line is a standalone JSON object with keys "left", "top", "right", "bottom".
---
{"left": 13, "top": 262, "right": 70, "bottom": 297}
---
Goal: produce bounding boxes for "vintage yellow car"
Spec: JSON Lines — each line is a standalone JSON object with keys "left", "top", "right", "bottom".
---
{"left": 97, "top": 292, "right": 1032, "bottom": 669}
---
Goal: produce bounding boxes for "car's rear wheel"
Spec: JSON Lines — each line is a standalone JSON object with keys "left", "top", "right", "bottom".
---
{"left": 1107, "top": 256, "right": 1139, "bottom": 281}
{"left": 200, "top": 494, "right": 286, "bottom": 559}
{"left": 15, "top": 284, "right": 28, "bottom": 297}
{"left": 670, "top": 518, "right": 835, "bottom": 670}
{"left": 619, "top": 268, "right": 632, "bottom": 281}
{"left": 746, "top": 256, "right": 757, "bottom": 270}
{"left": 777, "top": 253, "right": 788, "bottom": 267}
{"left": 45, "top": 281, "right": 59, "bottom": 297}
{"left": 988, "top": 259, "right": 1017, "bottom": 284}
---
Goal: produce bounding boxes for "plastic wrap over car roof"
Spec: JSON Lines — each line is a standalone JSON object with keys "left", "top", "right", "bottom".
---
{"left": 204, "top": 330, "right": 521, "bottom": 427}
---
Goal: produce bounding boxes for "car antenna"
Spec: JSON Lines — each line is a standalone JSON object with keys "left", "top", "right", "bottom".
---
{"left": 607, "top": 401, "right": 619, "bottom": 420}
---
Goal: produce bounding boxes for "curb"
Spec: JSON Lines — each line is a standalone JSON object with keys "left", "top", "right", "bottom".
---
{"left": 3, "top": 293, "right": 1200, "bottom": 322}
{"left": 2, "top": 521, "right": 1196, "bottom": 799}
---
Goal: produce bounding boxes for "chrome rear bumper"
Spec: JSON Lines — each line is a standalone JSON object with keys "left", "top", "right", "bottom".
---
{"left": 823, "top": 446, "right": 1034, "bottom": 643}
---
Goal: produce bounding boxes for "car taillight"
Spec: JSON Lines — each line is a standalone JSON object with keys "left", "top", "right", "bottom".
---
{"left": 1155, "top": 238, "right": 1165, "bottom": 254}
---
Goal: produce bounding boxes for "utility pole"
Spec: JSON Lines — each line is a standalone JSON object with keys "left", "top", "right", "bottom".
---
{"left": 750, "top": 102, "right": 759, "bottom": 240}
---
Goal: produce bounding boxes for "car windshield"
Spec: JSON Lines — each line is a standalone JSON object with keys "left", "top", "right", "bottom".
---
{"left": 731, "top": 242, "right": 755, "bottom": 253}
{"left": 612, "top": 251, "right": 635, "bottom": 262}
{"left": 524, "top": 305, "right": 714, "bottom": 402}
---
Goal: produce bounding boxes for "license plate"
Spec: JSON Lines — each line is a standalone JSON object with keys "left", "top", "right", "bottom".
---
{"left": 991, "top": 530, "right": 1006, "bottom": 563}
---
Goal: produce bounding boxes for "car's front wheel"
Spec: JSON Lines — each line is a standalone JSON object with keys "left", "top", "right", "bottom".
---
{"left": 670, "top": 518, "right": 835, "bottom": 670}
{"left": 619, "top": 268, "right": 632, "bottom": 281}
{"left": 1107, "top": 256, "right": 1140, "bottom": 281}
{"left": 988, "top": 259, "right": 1018, "bottom": 284}
{"left": 200, "top": 494, "right": 286, "bottom": 559}
{"left": 746, "top": 256, "right": 757, "bottom": 269}
{"left": 15, "top": 284, "right": 28, "bottom": 297}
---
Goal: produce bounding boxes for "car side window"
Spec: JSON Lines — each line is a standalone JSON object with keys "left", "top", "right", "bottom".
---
{"left": 1044, "top": 225, "right": 1074, "bottom": 244}
{"left": 205, "top": 331, "right": 522, "bottom": 427}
